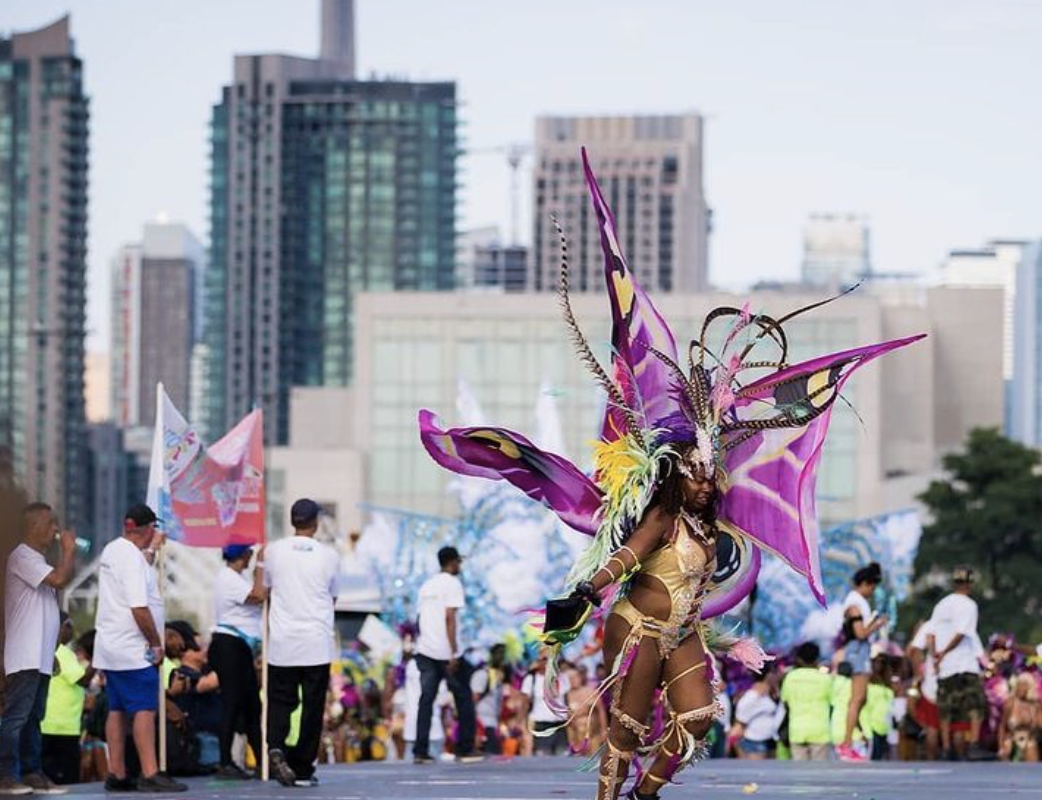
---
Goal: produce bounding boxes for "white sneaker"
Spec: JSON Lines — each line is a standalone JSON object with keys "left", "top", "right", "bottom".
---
{"left": 0, "top": 778, "right": 33, "bottom": 796}
{"left": 22, "top": 775, "right": 67, "bottom": 795}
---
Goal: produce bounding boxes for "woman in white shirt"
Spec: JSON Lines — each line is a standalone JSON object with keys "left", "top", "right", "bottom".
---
{"left": 208, "top": 544, "right": 266, "bottom": 779}
{"left": 734, "top": 666, "right": 782, "bottom": 759}
{"left": 836, "top": 563, "right": 888, "bottom": 762}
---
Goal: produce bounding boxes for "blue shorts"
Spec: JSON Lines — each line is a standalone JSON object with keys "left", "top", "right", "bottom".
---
{"left": 105, "top": 667, "right": 159, "bottom": 714}
{"left": 740, "top": 737, "right": 772, "bottom": 755}
{"left": 846, "top": 639, "right": 872, "bottom": 674}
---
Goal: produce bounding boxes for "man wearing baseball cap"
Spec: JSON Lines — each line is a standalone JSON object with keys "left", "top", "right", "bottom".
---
{"left": 928, "top": 566, "right": 991, "bottom": 761}
{"left": 93, "top": 504, "right": 186, "bottom": 792}
{"left": 412, "top": 546, "right": 480, "bottom": 764}
{"left": 263, "top": 499, "right": 339, "bottom": 786}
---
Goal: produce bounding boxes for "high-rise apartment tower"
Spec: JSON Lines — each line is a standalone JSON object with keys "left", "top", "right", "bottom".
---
{"left": 532, "top": 114, "right": 709, "bottom": 294}
{"left": 0, "top": 17, "right": 89, "bottom": 525}
{"left": 204, "top": 0, "right": 457, "bottom": 443}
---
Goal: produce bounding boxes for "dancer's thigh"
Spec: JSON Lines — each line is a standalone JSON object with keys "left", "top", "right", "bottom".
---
{"left": 602, "top": 616, "right": 663, "bottom": 742}
{"left": 662, "top": 634, "right": 715, "bottom": 716}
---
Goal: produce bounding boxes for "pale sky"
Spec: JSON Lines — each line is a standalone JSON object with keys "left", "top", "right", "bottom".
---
{"left": 5, "top": 0, "right": 1041, "bottom": 352}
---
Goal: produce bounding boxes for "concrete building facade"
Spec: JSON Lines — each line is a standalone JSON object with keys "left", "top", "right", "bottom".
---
{"left": 0, "top": 17, "right": 89, "bottom": 526}
{"left": 345, "top": 287, "right": 1003, "bottom": 525}
{"left": 802, "top": 214, "right": 871, "bottom": 288}
{"left": 267, "top": 386, "right": 365, "bottom": 536}
{"left": 532, "top": 114, "right": 709, "bottom": 295}
{"left": 203, "top": 0, "right": 457, "bottom": 445}
{"left": 939, "top": 240, "right": 1025, "bottom": 383}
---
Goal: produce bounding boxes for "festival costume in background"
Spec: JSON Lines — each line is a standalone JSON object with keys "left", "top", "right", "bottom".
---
{"left": 419, "top": 149, "right": 923, "bottom": 799}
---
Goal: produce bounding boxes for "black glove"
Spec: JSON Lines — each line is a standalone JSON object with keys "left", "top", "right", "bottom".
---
{"left": 571, "top": 580, "right": 602, "bottom": 607}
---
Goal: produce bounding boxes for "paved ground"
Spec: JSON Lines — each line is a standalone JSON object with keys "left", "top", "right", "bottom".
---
{"left": 69, "top": 758, "right": 1042, "bottom": 800}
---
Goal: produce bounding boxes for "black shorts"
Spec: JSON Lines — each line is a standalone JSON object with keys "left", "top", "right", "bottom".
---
{"left": 531, "top": 720, "right": 568, "bottom": 755}
{"left": 937, "top": 672, "right": 986, "bottom": 724}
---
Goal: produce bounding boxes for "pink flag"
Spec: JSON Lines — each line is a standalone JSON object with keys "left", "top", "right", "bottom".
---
{"left": 148, "top": 385, "right": 265, "bottom": 548}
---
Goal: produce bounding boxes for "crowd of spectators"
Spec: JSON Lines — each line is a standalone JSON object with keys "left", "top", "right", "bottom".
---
{"left": 4, "top": 504, "right": 1042, "bottom": 793}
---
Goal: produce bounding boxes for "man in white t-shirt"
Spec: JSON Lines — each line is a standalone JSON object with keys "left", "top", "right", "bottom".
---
{"left": 412, "top": 546, "right": 480, "bottom": 764}
{"left": 520, "top": 648, "right": 570, "bottom": 756}
{"left": 93, "top": 504, "right": 186, "bottom": 793}
{"left": 263, "top": 499, "right": 339, "bottom": 787}
{"left": 929, "top": 566, "right": 990, "bottom": 761}
{"left": 1, "top": 502, "right": 75, "bottom": 796}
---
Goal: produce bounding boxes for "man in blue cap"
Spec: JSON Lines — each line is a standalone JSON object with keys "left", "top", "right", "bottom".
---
{"left": 263, "top": 499, "right": 339, "bottom": 787}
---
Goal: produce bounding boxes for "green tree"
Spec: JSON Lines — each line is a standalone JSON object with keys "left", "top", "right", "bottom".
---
{"left": 903, "top": 427, "right": 1042, "bottom": 643}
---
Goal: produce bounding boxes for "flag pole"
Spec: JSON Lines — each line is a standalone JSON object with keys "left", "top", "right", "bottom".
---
{"left": 257, "top": 403, "right": 269, "bottom": 782}
{"left": 149, "top": 382, "right": 168, "bottom": 774}
{"left": 157, "top": 542, "right": 167, "bottom": 773}
{"left": 261, "top": 596, "right": 269, "bottom": 781}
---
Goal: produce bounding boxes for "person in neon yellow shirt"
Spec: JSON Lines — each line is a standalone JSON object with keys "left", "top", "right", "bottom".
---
{"left": 831, "top": 663, "right": 865, "bottom": 749}
{"left": 781, "top": 642, "right": 833, "bottom": 760}
{"left": 861, "top": 654, "right": 895, "bottom": 760}
{"left": 41, "top": 615, "right": 94, "bottom": 785}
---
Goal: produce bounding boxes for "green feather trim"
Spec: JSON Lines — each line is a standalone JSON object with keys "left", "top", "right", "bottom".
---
{"left": 701, "top": 618, "right": 742, "bottom": 654}
{"left": 565, "top": 432, "right": 675, "bottom": 590}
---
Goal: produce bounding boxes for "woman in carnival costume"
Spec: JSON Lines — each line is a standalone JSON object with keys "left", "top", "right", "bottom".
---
{"left": 419, "top": 149, "right": 923, "bottom": 799}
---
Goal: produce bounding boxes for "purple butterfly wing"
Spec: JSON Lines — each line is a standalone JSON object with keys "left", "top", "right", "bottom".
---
{"left": 717, "top": 334, "right": 925, "bottom": 605}
{"left": 419, "top": 410, "right": 602, "bottom": 535}
{"left": 582, "top": 149, "right": 682, "bottom": 441}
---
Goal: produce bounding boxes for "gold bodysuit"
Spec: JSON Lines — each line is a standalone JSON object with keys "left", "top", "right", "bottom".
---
{"left": 609, "top": 515, "right": 716, "bottom": 657}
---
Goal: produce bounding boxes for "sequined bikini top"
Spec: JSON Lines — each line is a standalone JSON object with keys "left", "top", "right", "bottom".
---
{"left": 640, "top": 513, "right": 716, "bottom": 611}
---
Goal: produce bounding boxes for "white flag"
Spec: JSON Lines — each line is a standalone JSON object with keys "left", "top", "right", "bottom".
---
{"left": 146, "top": 383, "right": 203, "bottom": 537}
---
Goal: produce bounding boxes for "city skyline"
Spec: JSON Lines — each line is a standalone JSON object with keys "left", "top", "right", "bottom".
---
{"left": 3, "top": 0, "right": 1042, "bottom": 356}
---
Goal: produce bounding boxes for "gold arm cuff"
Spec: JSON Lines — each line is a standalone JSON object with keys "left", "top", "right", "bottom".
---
{"left": 607, "top": 557, "right": 629, "bottom": 577}
{"left": 618, "top": 545, "right": 641, "bottom": 570}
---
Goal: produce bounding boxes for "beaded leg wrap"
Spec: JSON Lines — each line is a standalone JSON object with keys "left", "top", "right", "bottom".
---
{"left": 611, "top": 706, "right": 651, "bottom": 741}
{"left": 598, "top": 741, "right": 636, "bottom": 800}
{"left": 639, "top": 661, "right": 718, "bottom": 789}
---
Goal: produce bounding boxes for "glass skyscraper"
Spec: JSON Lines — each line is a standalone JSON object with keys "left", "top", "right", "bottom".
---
{"left": 0, "top": 17, "right": 88, "bottom": 526}
{"left": 204, "top": 37, "right": 456, "bottom": 444}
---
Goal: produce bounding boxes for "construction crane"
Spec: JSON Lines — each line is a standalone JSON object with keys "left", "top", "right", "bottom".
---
{"left": 465, "top": 143, "right": 532, "bottom": 246}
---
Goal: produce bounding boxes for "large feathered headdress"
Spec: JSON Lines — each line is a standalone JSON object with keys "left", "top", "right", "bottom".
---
{"left": 419, "top": 147, "right": 924, "bottom": 616}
